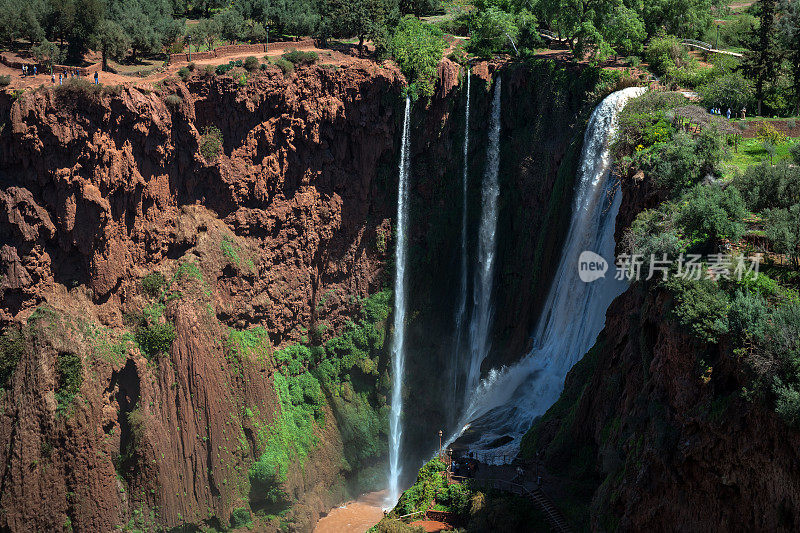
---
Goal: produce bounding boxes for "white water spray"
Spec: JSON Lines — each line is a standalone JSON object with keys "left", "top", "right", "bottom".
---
{"left": 388, "top": 97, "right": 412, "bottom": 503}
{"left": 451, "top": 68, "right": 472, "bottom": 406}
{"left": 464, "top": 77, "right": 502, "bottom": 403}
{"left": 449, "top": 87, "right": 647, "bottom": 456}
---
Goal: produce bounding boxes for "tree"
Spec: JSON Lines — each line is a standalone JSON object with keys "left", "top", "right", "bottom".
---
{"left": 468, "top": 7, "right": 519, "bottom": 56}
{"left": 189, "top": 17, "right": 218, "bottom": 51}
{"left": 31, "top": 38, "right": 64, "bottom": 67}
{"left": 604, "top": 5, "right": 645, "bottom": 57}
{"left": 766, "top": 204, "right": 800, "bottom": 266}
{"left": 778, "top": 0, "right": 800, "bottom": 113}
{"left": 536, "top": 0, "right": 617, "bottom": 61}
{"left": 214, "top": 8, "right": 247, "bottom": 43}
{"left": 640, "top": 0, "right": 715, "bottom": 38}
{"left": 697, "top": 71, "right": 755, "bottom": 113}
{"left": 743, "top": 0, "right": 780, "bottom": 115}
{"left": 322, "top": 0, "right": 398, "bottom": 55}
{"left": 399, "top": 0, "right": 440, "bottom": 16}
{"left": 68, "top": 0, "right": 104, "bottom": 60}
{"left": 388, "top": 15, "right": 446, "bottom": 99}
{"left": 91, "top": 19, "right": 130, "bottom": 70}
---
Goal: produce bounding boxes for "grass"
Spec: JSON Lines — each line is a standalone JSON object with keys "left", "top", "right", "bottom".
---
{"left": 724, "top": 138, "right": 800, "bottom": 176}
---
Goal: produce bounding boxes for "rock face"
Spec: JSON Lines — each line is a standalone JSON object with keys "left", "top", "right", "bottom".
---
{"left": 0, "top": 62, "right": 406, "bottom": 532}
{"left": 0, "top": 57, "right": 617, "bottom": 531}
{"left": 521, "top": 171, "right": 800, "bottom": 532}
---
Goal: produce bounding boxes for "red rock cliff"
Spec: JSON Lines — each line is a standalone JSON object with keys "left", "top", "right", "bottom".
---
{"left": 0, "top": 61, "right": 406, "bottom": 532}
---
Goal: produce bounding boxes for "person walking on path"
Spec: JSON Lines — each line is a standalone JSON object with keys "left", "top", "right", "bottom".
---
{"left": 33, "top": 65, "right": 37, "bottom": 76}
{"left": 727, "top": 108, "right": 731, "bottom": 119}
{"left": 51, "top": 73, "right": 55, "bottom": 84}
{"left": 94, "top": 71, "right": 99, "bottom": 85}
{"left": 59, "top": 72, "right": 63, "bottom": 85}
{"left": 742, "top": 107, "right": 747, "bottom": 119}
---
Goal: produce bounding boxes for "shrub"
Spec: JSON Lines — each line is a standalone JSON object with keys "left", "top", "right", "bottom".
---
{"left": 282, "top": 49, "right": 318, "bottom": 65}
{"left": 645, "top": 33, "right": 687, "bottom": 76}
{"left": 230, "top": 507, "right": 252, "bottom": 528}
{"left": 135, "top": 322, "right": 176, "bottom": 360}
{"left": 676, "top": 184, "right": 747, "bottom": 249}
{"left": 0, "top": 75, "right": 10, "bottom": 87}
{"left": 204, "top": 64, "right": 216, "bottom": 75}
{"left": 177, "top": 66, "right": 190, "bottom": 81}
{"left": 272, "top": 58, "right": 294, "bottom": 76}
{"left": 728, "top": 291, "right": 769, "bottom": 342}
{"left": 623, "top": 206, "right": 687, "bottom": 268}
{"left": 55, "top": 78, "right": 102, "bottom": 100}
{"left": 388, "top": 16, "right": 447, "bottom": 99}
{"left": 55, "top": 352, "right": 82, "bottom": 415}
{"left": 734, "top": 161, "right": 800, "bottom": 212}
{"left": 762, "top": 304, "right": 800, "bottom": 426}
{"left": 665, "top": 277, "right": 730, "bottom": 344}
{"left": 764, "top": 205, "right": 800, "bottom": 267}
{"left": 395, "top": 459, "right": 447, "bottom": 515}
{"left": 792, "top": 143, "right": 800, "bottom": 165}
{"left": 0, "top": 328, "right": 24, "bottom": 389}
{"left": 199, "top": 125, "right": 223, "bottom": 161}
{"left": 141, "top": 272, "right": 166, "bottom": 298}
{"left": 755, "top": 122, "right": 788, "bottom": 146}
{"left": 164, "top": 94, "right": 182, "bottom": 109}
{"left": 244, "top": 56, "right": 260, "bottom": 71}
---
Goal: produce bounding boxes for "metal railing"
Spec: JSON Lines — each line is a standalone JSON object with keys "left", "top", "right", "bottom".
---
{"left": 680, "top": 39, "right": 744, "bottom": 58}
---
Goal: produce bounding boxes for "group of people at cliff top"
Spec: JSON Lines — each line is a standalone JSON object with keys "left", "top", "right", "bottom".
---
{"left": 20, "top": 64, "right": 99, "bottom": 86}
{"left": 711, "top": 106, "right": 747, "bottom": 120}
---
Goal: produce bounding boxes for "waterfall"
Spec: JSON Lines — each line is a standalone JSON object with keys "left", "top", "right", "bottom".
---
{"left": 451, "top": 68, "right": 471, "bottom": 408}
{"left": 388, "top": 97, "right": 412, "bottom": 503}
{"left": 464, "top": 77, "right": 502, "bottom": 404}
{"left": 448, "top": 87, "right": 647, "bottom": 456}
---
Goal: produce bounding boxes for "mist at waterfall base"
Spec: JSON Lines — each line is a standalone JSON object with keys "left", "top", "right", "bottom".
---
{"left": 446, "top": 86, "right": 647, "bottom": 458}
{"left": 388, "top": 96, "right": 411, "bottom": 504}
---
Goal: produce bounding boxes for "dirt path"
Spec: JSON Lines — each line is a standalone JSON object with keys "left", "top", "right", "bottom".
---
{"left": 1, "top": 43, "right": 353, "bottom": 92}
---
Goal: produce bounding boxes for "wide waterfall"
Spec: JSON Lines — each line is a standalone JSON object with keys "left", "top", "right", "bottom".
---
{"left": 451, "top": 68, "right": 471, "bottom": 410}
{"left": 450, "top": 86, "right": 646, "bottom": 455}
{"left": 464, "top": 77, "right": 502, "bottom": 404}
{"left": 388, "top": 97, "right": 412, "bottom": 503}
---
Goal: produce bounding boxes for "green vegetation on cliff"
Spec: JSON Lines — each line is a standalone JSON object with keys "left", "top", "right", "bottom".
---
{"left": 246, "top": 289, "right": 392, "bottom": 508}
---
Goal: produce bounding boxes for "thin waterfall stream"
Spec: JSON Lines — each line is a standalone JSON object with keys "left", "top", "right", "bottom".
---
{"left": 388, "top": 97, "right": 412, "bottom": 504}
{"left": 451, "top": 68, "right": 471, "bottom": 411}
{"left": 464, "top": 77, "right": 502, "bottom": 405}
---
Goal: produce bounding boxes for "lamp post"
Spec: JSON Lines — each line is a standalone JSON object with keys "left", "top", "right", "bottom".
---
{"left": 187, "top": 34, "right": 191, "bottom": 62}
{"left": 438, "top": 430, "right": 443, "bottom": 459}
{"left": 266, "top": 25, "right": 269, "bottom": 53}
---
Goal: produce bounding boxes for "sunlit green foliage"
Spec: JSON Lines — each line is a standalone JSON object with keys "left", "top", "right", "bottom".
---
{"left": 55, "top": 352, "right": 83, "bottom": 416}
{"left": 388, "top": 16, "right": 447, "bottom": 99}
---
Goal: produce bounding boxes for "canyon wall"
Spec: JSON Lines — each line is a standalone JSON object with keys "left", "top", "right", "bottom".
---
{"left": 0, "top": 56, "right": 618, "bottom": 530}
{"left": 0, "top": 61, "right": 405, "bottom": 532}
{"left": 520, "top": 174, "right": 800, "bottom": 531}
